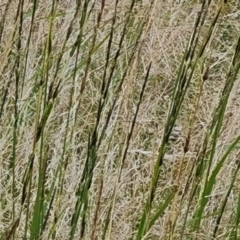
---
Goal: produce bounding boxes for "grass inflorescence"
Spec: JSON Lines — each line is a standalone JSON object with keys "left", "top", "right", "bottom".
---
{"left": 1, "top": 0, "right": 240, "bottom": 239}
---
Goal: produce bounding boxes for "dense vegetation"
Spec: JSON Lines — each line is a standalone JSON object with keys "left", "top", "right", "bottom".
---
{"left": 1, "top": 0, "right": 240, "bottom": 239}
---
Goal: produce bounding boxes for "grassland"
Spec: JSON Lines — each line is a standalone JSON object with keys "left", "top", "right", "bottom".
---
{"left": 1, "top": 0, "right": 240, "bottom": 239}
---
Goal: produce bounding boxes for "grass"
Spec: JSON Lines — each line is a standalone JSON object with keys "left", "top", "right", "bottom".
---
{"left": 1, "top": 0, "right": 240, "bottom": 239}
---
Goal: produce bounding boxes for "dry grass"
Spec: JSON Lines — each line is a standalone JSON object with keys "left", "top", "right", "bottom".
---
{"left": 1, "top": 0, "right": 240, "bottom": 239}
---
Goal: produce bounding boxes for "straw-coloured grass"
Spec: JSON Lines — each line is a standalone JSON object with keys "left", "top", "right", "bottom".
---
{"left": 1, "top": 0, "right": 240, "bottom": 239}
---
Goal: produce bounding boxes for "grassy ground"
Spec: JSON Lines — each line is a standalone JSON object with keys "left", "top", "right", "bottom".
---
{"left": 1, "top": 0, "right": 240, "bottom": 239}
